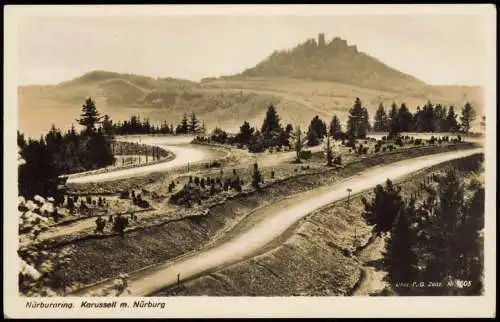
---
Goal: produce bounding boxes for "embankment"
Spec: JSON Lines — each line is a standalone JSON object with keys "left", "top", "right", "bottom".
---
{"left": 155, "top": 153, "right": 484, "bottom": 296}
{"left": 30, "top": 144, "right": 479, "bottom": 290}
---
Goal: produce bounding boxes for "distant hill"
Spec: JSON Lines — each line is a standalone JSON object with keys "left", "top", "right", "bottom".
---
{"left": 18, "top": 37, "right": 484, "bottom": 137}
{"left": 18, "top": 71, "right": 279, "bottom": 138}
{"left": 229, "top": 34, "right": 430, "bottom": 94}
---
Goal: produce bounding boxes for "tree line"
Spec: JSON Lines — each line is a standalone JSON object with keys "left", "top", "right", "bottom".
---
{"left": 109, "top": 112, "right": 206, "bottom": 136}
{"left": 197, "top": 98, "right": 477, "bottom": 155}
{"left": 196, "top": 104, "right": 295, "bottom": 153}
{"left": 373, "top": 101, "right": 476, "bottom": 135}
{"left": 18, "top": 98, "right": 115, "bottom": 200}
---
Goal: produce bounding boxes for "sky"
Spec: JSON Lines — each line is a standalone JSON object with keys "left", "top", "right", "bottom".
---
{"left": 12, "top": 5, "right": 493, "bottom": 86}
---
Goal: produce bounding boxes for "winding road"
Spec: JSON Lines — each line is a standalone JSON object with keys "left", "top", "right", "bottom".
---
{"left": 66, "top": 136, "right": 220, "bottom": 184}
{"left": 69, "top": 147, "right": 482, "bottom": 297}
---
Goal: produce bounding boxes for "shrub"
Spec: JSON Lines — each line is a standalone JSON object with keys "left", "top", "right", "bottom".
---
{"left": 210, "top": 161, "right": 221, "bottom": 168}
{"left": 333, "top": 155, "right": 342, "bottom": 165}
{"left": 251, "top": 162, "right": 262, "bottom": 189}
{"left": 395, "top": 137, "right": 404, "bottom": 147}
{"left": 299, "top": 150, "right": 312, "bottom": 160}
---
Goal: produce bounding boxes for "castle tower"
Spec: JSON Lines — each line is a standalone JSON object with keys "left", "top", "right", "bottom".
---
{"left": 318, "top": 33, "right": 326, "bottom": 47}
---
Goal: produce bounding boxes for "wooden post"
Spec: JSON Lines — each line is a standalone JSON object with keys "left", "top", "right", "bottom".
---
{"left": 347, "top": 188, "right": 352, "bottom": 207}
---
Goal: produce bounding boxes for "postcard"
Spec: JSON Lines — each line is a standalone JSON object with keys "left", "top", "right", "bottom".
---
{"left": 4, "top": 4, "right": 496, "bottom": 318}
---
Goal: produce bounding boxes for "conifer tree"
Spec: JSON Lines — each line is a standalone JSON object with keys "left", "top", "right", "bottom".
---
{"left": 261, "top": 104, "right": 282, "bottom": 135}
{"left": 346, "top": 97, "right": 367, "bottom": 139}
{"left": 388, "top": 103, "right": 400, "bottom": 139}
{"left": 460, "top": 102, "right": 476, "bottom": 133}
{"left": 189, "top": 112, "right": 199, "bottom": 134}
{"left": 398, "top": 103, "right": 413, "bottom": 132}
{"left": 329, "top": 115, "right": 342, "bottom": 136}
{"left": 385, "top": 198, "right": 419, "bottom": 294}
{"left": 374, "top": 103, "right": 389, "bottom": 132}
{"left": 444, "top": 106, "right": 459, "bottom": 132}
{"left": 77, "top": 97, "right": 102, "bottom": 135}
{"left": 307, "top": 125, "right": 319, "bottom": 146}
{"left": 362, "top": 179, "right": 404, "bottom": 236}
{"left": 180, "top": 114, "right": 189, "bottom": 134}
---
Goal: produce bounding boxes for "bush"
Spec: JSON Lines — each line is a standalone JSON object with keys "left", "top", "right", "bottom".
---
{"left": 333, "top": 155, "right": 342, "bottom": 165}
{"left": 299, "top": 150, "right": 312, "bottom": 160}
{"left": 395, "top": 137, "right": 404, "bottom": 147}
{"left": 248, "top": 140, "right": 266, "bottom": 153}
{"left": 210, "top": 161, "right": 221, "bottom": 168}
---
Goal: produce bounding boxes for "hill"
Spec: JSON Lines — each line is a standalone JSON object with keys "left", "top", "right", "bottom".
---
{"left": 230, "top": 34, "right": 429, "bottom": 94}
{"left": 18, "top": 36, "right": 484, "bottom": 137}
{"left": 18, "top": 71, "right": 280, "bottom": 138}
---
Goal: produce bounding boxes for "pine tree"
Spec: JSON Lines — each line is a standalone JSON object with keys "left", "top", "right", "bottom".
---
{"left": 374, "top": 103, "right": 389, "bottom": 132}
{"left": 414, "top": 106, "right": 424, "bottom": 132}
{"left": 444, "top": 106, "right": 459, "bottom": 132}
{"left": 309, "top": 115, "right": 326, "bottom": 139}
{"left": 362, "top": 179, "right": 404, "bottom": 236}
{"left": 307, "top": 125, "right": 319, "bottom": 146}
{"left": 189, "top": 112, "right": 199, "bottom": 134}
{"left": 17, "top": 131, "right": 26, "bottom": 149}
{"left": 200, "top": 120, "right": 206, "bottom": 134}
{"left": 85, "top": 128, "right": 115, "bottom": 169}
{"left": 236, "top": 121, "right": 254, "bottom": 145}
{"left": 77, "top": 97, "right": 102, "bottom": 135}
{"left": 180, "top": 114, "right": 189, "bottom": 134}
{"left": 422, "top": 170, "right": 466, "bottom": 294}
{"left": 434, "top": 104, "right": 447, "bottom": 132}
{"left": 460, "top": 186, "right": 484, "bottom": 295}
{"left": 261, "top": 104, "right": 282, "bottom": 135}
{"left": 363, "top": 108, "right": 371, "bottom": 132}
{"left": 102, "top": 114, "right": 114, "bottom": 137}
{"left": 385, "top": 198, "right": 419, "bottom": 294}
{"left": 251, "top": 162, "right": 262, "bottom": 189}
{"left": 421, "top": 101, "right": 436, "bottom": 132}
{"left": 329, "top": 115, "right": 342, "bottom": 136}
{"left": 346, "top": 97, "right": 367, "bottom": 139}
{"left": 460, "top": 102, "right": 476, "bottom": 133}
{"left": 398, "top": 103, "right": 413, "bottom": 132}
{"left": 18, "top": 139, "right": 60, "bottom": 199}
{"left": 388, "top": 103, "right": 400, "bottom": 139}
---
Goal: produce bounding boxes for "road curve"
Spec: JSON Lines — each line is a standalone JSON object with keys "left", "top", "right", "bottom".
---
{"left": 66, "top": 136, "right": 214, "bottom": 184}
{"left": 70, "top": 147, "right": 482, "bottom": 297}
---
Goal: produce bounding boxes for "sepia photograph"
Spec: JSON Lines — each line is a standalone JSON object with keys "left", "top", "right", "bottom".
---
{"left": 4, "top": 4, "right": 496, "bottom": 318}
